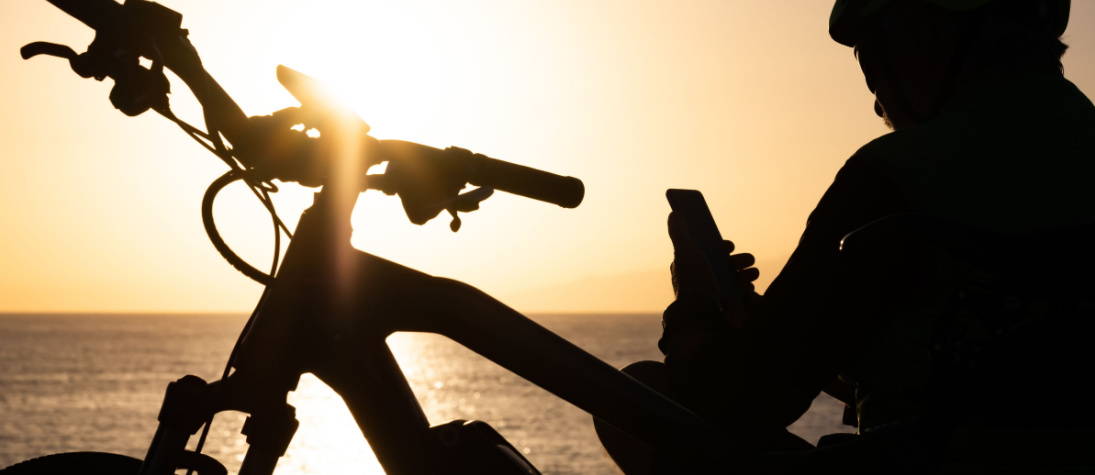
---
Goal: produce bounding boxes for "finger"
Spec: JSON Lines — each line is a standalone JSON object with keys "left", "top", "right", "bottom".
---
{"left": 727, "top": 253, "right": 756, "bottom": 269}
{"left": 451, "top": 187, "right": 494, "bottom": 211}
{"left": 721, "top": 240, "right": 735, "bottom": 254}
{"left": 667, "top": 212, "right": 690, "bottom": 249}
{"left": 739, "top": 267, "right": 760, "bottom": 283}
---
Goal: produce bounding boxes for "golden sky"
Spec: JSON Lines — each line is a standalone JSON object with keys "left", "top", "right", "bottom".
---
{"left": 2, "top": 1, "right": 1094, "bottom": 313}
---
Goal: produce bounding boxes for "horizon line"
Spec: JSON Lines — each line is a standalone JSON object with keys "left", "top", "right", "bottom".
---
{"left": 0, "top": 310, "right": 663, "bottom": 317}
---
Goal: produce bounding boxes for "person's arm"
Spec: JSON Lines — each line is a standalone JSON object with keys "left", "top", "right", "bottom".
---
{"left": 658, "top": 152, "right": 906, "bottom": 440}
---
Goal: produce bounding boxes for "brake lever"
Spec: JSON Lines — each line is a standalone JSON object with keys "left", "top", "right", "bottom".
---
{"left": 22, "top": 36, "right": 170, "bottom": 117}
{"left": 21, "top": 41, "right": 107, "bottom": 79}
{"left": 24, "top": 1, "right": 187, "bottom": 117}
{"left": 20, "top": 41, "right": 78, "bottom": 63}
{"left": 445, "top": 187, "right": 495, "bottom": 232}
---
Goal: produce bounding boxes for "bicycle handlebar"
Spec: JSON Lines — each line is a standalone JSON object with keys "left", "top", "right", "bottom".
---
{"left": 42, "top": 0, "right": 252, "bottom": 141}
{"left": 37, "top": 0, "right": 585, "bottom": 213}
{"left": 378, "top": 141, "right": 584, "bottom": 209}
{"left": 273, "top": 65, "right": 584, "bottom": 209}
{"left": 469, "top": 154, "right": 584, "bottom": 209}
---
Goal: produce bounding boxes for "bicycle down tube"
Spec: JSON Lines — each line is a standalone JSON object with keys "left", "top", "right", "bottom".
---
{"left": 218, "top": 184, "right": 721, "bottom": 474}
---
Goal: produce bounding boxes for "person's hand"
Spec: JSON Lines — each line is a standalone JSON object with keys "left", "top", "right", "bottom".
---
{"left": 666, "top": 211, "right": 760, "bottom": 308}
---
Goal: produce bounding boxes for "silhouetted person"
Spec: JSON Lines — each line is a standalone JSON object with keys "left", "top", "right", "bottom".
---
{"left": 656, "top": 0, "right": 1095, "bottom": 473}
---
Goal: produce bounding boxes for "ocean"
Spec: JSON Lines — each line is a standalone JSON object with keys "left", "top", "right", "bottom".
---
{"left": 0, "top": 313, "right": 849, "bottom": 474}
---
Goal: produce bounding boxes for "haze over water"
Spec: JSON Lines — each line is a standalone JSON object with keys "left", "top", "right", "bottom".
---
{"left": 0, "top": 313, "right": 846, "bottom": 474}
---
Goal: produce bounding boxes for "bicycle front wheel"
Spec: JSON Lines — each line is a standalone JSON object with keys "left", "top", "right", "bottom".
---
{"left": 2, "top": 451, "right": 141, "bottom": 474}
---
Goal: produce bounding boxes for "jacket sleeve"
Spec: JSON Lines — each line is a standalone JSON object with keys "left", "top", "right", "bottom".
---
{"left": 662, "top": 151, "right": 906, "bottom": 439}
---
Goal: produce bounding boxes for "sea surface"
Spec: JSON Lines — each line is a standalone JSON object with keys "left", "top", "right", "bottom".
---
{"left": 0, "top": 313, "right": 849, "bottom": 474}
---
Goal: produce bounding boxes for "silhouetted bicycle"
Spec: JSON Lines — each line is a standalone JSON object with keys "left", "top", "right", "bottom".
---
{"left": 5, "top": 1, "right": 724, "bottom": 473}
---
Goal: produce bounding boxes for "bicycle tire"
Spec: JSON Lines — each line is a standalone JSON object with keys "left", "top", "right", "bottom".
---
{"left": 1, "top": 451, "right": 141, "bottom": 475}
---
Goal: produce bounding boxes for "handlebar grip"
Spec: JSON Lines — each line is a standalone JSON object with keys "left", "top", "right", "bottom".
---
{"left": 467, "top": 155, "right": 585, "bottom": 208}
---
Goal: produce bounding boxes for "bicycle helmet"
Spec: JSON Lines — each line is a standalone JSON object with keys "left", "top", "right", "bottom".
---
{"left": 830, "top": 0, "right": 1071, "bottom": 47}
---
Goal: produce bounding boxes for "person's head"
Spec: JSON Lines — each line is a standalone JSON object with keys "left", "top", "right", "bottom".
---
{"left": 830, "top": 0, "right": 1070, "bottom": 130}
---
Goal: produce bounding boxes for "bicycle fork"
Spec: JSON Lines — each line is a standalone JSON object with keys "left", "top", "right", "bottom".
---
{"left": 138, "top": 374, "right": 301, "bottom": 475}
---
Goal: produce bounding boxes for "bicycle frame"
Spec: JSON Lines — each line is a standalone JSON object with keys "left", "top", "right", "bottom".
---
{"left": 124, "top": 21, "right": 716, "bottom": 475}
{"left": 137, "top": 176, "right": 720, "bottom": 474}
{"left": 24, "top": 2, "right": 720, "bottom": 472}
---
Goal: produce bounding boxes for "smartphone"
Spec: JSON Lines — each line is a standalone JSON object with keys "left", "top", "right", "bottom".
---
{"left": 666, "top": 189, "right": 738, "bottom": 307}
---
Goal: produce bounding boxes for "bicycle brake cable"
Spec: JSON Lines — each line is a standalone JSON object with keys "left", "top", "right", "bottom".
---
{"left": 153, "top": 101, "right": 294, "bottom": 472}
{"left": 187, "top": 174, "right": 281, "bottom": 473}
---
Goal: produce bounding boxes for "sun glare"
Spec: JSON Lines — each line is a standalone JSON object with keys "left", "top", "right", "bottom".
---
{"left": 241, "top": 2, "right": 456, "bottom": 143}
{"left": 199, "top": 1, "right": 481, "bottom": 277}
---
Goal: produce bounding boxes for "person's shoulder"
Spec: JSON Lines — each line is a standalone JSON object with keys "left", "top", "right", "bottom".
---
{"left": 846, "top": 131, "right": 898, "bottom": 169}
{"left": 846, "top": 118, "right": 964, "bottom": 177}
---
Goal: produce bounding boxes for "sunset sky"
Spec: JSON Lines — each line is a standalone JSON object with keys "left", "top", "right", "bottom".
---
{"left": 2, "top": 1, "right": 1094, "bottom": 314}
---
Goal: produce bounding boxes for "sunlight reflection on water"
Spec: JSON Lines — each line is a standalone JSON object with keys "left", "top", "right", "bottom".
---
{"left": 273, "top": 332, "right": 452, "bottom": 474}
{"left": 1, "top": 314, "right": 848, "bottom": 474}
{"left": 281, "top": 375, "right": 383, "bottom": 474}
